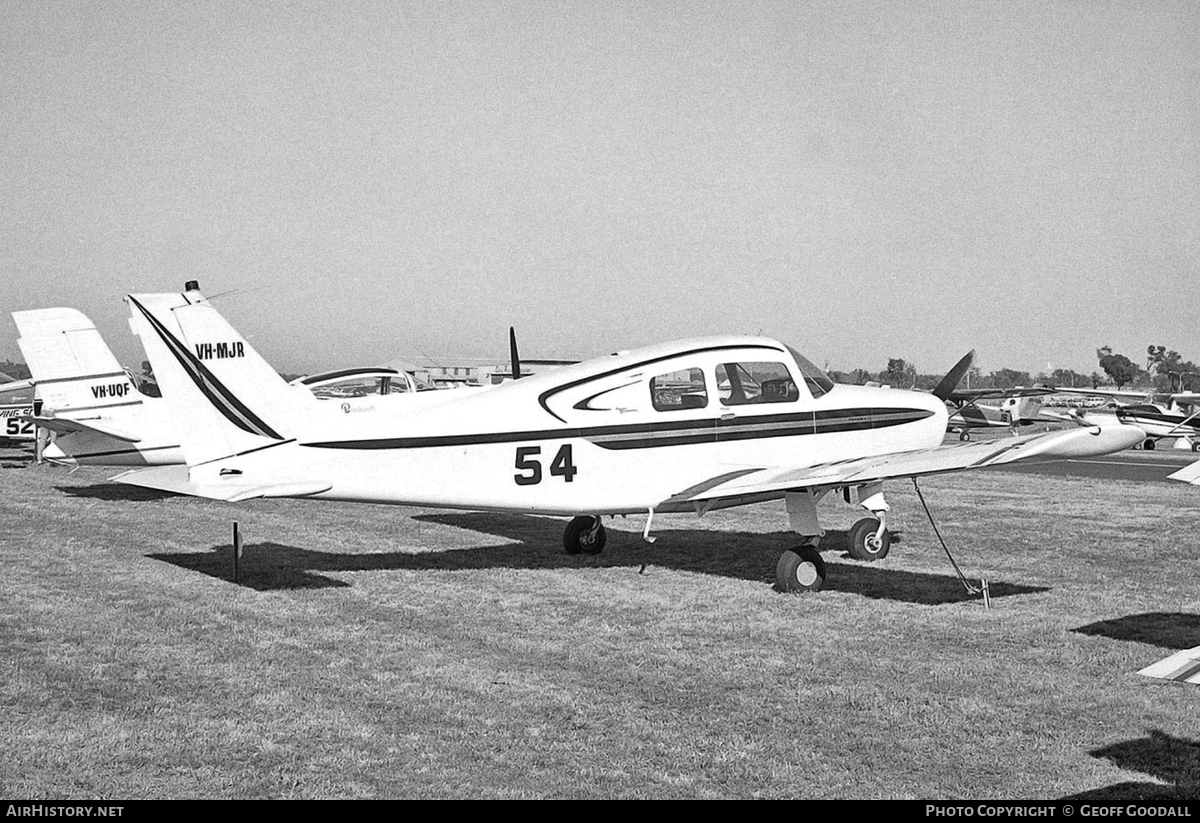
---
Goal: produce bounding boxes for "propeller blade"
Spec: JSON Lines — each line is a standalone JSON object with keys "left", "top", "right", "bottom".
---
{"left": 932, "top": 349, "right": 975, "bottom": 402}
{"left": 509, "top": 327, "right": 522, "bottom": 381}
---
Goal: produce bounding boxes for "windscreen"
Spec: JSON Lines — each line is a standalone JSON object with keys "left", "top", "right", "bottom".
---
{"left": 784, "top": 344, "right": 835, "bottom": 398}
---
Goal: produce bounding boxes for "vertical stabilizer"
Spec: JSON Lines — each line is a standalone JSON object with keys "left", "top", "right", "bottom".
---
{"left": 127, "top": 286, "right": 313, "bottom": 466}
{"left": 14, "top": 307, "right": 140, "bottom": 415}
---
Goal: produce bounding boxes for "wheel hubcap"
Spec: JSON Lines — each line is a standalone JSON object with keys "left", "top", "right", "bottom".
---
{"left": 796, "top": 562, "right": 817, "bottom": 587}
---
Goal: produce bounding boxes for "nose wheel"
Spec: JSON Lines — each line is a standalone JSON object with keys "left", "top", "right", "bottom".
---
{"left": 847, "top": 517, "right": 891, "bottom": 561}
{"left": 564, "top": 515, "right": 606, "bottom": 555}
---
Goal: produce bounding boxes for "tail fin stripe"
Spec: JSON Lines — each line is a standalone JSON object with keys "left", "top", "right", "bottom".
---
{"left": 49, "top": 400, "right": 143, "bottom": 413}
{"left": 35, "top": 371, "right": 129, "bottom": 386}
{"left": 129, "top": 296, "right": 283, "bottom": 440}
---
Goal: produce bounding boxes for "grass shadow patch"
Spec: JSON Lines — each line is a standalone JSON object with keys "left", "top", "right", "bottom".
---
{"left": 1069, "top": 730, "right": 1200, "bottom": 799}
{"left": 1060, "top": 781, "right": 1192, "bottom": 801}
{"left": 57, "top": 483, "right": 181, "bottom": 502}
{"left": 149, "top": 543, "right": 353, "bottom": 591}
{"left": 416, "top": 512, "right": 1048, "bottom": 604}
{"left": 1072, "top": 612, "right": 1200, "bottom": 650}
{"left": 818, "top": 561, "right": 1047, "bottom": 605}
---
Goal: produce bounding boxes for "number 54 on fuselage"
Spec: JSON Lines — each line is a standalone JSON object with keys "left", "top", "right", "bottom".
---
{"left": 118, "top": 286, "right": 1144, "bottom": 593}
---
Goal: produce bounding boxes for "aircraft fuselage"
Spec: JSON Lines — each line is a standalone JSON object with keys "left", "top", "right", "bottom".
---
{"left": 201, "top": 338, "right": 949, "bottom": 514}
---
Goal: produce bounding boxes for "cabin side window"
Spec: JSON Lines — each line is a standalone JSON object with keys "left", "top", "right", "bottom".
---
{"left": 310, "top": 376, "right": 386, "bottom": 399}
{"left": 716, "top": 362, "right": 799, "bottom": 405}
{"left": 650, "top": 367, "right": 708, "bottom": 412}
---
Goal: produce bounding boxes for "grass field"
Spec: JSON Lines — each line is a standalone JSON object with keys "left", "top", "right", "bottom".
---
{"left": 1, "top": 448, "right": 1198, "bottom": 799}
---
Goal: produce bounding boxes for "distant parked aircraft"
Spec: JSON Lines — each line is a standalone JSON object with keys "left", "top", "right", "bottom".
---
{"left": 943, "top": 386, "right": 1057, "bottom": 441}
{"left": 0, "top": 374, "right": 35, "bottom": 447}
{"left": 1047, "top": 388, "right": 1200, "bottom": 452}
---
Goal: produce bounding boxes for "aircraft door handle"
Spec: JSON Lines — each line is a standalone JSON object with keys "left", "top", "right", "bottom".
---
{"left": 720, "top": 411, "right": 736, "bottom": 421}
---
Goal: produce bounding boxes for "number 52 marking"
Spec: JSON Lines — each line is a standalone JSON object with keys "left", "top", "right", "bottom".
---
{"left": 514, "top": 444, "right": 578, "bottom": 486}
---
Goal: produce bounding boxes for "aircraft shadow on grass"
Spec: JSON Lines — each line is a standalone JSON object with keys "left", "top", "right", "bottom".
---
{"left": 148, "top": 511, "right": 1048, "bottom": 603}
{"left": 55, "top": 483, "right": 181, "bottom": 502}
{"left": 1059, "top": 730, "right": 1200, "bottom": 801}
{"left": 1071, "top": 613, "right": 1200, "bottom": 650}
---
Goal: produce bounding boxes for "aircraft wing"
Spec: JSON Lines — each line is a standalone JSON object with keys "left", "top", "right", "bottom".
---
{"left": 112, "top": 466, "right": 333, "bottom": 502}
{"left": 664, "top": 425, "right": 1145, "bottom": 505}
{"left": 30, "top": 415, "right": 142, "bottom": 443}
{"left": 1168, "top": 460, "right": 1200, "bottom": 486}
{"left": 946, "top": 387, "right": 1056, "bottom": 402}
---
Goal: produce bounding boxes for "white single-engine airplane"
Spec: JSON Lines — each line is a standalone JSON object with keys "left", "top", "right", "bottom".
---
{"left": 116, "top": 283, "right": 1144, "bottom": 593}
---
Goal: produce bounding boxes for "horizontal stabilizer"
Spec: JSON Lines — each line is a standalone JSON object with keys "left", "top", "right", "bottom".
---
{"left": 1168, "top": 460, "right": 1200, "bottom": 485}
{"left": 1138, "top": 646, "right": 1200, "bottom": 686}
{"left": 31, "top": 415, "right": 141, "bottom": 443}
{"left": 113, "top": 466, "right": 331, "bottom": 502}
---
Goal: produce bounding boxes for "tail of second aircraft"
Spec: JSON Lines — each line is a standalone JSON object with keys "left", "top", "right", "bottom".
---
{"left": 14, "top": 307, "right": 143, "bottom": 416}
{"left": 126, "top": 282, "right": 316, "bottom": 466}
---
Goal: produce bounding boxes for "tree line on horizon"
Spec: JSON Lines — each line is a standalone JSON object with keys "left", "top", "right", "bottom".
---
{"left": 6, "top": 344, "right": 1195, "bottom": 395}
{"left": 829, "top": 344, "right": 1198, "bottom": 393}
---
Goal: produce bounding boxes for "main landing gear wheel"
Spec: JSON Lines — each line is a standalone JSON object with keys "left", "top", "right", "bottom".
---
{"left": 847, "top": 517, "right": 891, "bottom": 562}
{"left": 958, "top": 432, "right": 971, "bottom": 442}
{"left": 1191, "top": 442, "right": 1200, "bottom": 453}
{"left": 564, "top": 515, "right": 606, "bottom": 555}
{"left": 776, "top": 546, "right": 826, "bottom": 593}
{"left": 1144, "top": 439, "right": 1156, "bottom": 451}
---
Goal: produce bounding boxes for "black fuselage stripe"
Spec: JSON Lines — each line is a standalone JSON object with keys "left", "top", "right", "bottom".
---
{"left": 301, "top": 408, "right": 933, "bottom": 451}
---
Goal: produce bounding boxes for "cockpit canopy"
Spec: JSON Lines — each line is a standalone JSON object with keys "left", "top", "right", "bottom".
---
{"left": 294, "top": 367, "right": 423, "bottom": 399}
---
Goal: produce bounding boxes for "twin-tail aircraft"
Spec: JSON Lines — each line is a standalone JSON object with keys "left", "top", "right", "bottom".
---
{"left": 116, "top": 282, "right": 1145, "bottom": 593}
{"left": 13, "top": 307, "right": 458, "bottom": 468}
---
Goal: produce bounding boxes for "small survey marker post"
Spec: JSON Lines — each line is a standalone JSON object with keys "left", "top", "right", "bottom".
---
{"left": 232, "top": 521, "right": 243, "bottom": 584}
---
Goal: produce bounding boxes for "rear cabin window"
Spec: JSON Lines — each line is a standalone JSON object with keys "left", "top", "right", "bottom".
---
{"left": 650, "top": 368, "right": 708, "bottom": 412}
{"left": 716, "top": 362, "right": 799, "bottom": 405}
{"left": 310, "top": 376, "right": 392, "bottom": 399}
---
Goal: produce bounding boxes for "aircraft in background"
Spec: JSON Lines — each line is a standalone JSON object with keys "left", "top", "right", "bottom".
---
{"left": 942, "top": 386, "right": 1057, "bottom": 441}
{"left": 12, "top": 307, "right": 464, "bottom": 467}
{"left": 0, "top": 372, "right": 35, "bottom": 448}
{"left": 115, "top": 282, "right": 1143, "bottom": 594}
{"left": 292, "top": 366, "right": 433, "bottom": 398}
{"left": 14, "top": 307, "right": 184, "bottom": 466}
{"left": 850, "top": 355, "right": 1055, "bottom": 441}
{"left": 1045, "top": 388, "right": 1200, "bottom": 452}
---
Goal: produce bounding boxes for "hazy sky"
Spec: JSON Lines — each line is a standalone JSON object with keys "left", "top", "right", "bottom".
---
{"left": 2, "top": 1, "right": 1197, "bottom": 377}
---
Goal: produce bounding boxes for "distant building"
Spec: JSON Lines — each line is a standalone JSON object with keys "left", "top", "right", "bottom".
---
{"left": 413, "top": 364, "right": 487, "bottom": 389}
{"left": 483, "top": 358, "right": 577, "bottom": 385}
